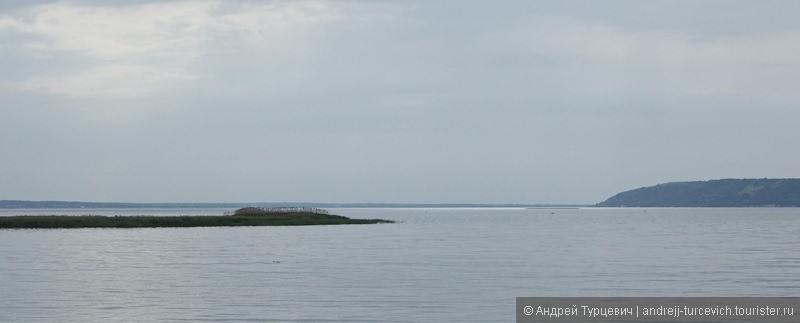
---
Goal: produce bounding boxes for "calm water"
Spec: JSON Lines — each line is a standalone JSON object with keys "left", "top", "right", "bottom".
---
{"left": 1, "top": 208, "right": 799, "bottom": 322}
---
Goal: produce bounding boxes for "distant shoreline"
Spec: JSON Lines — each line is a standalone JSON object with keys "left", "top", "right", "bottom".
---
{"left": 0, "top": 200, "right": 586, "bottom": 209}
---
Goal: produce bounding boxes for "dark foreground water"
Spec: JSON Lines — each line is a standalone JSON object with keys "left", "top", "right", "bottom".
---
{"left": 1, "top": 208, "right": 799, "bottom": 322}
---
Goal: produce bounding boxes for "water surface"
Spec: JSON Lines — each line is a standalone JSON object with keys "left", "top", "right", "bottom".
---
{"left": 1, "top": 208, "right": 798, "bottom": 322}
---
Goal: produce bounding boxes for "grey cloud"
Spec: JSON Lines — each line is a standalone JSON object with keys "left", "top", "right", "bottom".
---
{"left": 1, "top": 1, "right": 798, "bottom": 203}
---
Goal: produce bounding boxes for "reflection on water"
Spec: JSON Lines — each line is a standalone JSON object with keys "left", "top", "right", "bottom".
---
{"left": 1, "top": 208, "right": 799, "bottom": 322}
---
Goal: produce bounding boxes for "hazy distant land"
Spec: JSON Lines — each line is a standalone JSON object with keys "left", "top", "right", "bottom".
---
{"left": 0, "top": 200, "right": 580, "bottom": 209}
{"left": 3, "top": 178, "right": 799, "bottom": 210}
{"left": 596, "top": 178, "right": 800, "bottom": 207}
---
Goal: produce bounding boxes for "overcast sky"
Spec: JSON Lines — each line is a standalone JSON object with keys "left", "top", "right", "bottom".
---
{"left": 1, "top": 0, "right": 799, "bottom": 204}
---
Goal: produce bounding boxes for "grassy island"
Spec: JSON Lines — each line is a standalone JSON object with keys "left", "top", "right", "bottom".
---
{"left": 0, "top": 208, "right": 393, "bottom": 229}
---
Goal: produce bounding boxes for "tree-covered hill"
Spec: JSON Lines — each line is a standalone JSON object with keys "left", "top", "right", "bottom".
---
{"left": 596, "top": 178, "right": 800, "bottom": 207}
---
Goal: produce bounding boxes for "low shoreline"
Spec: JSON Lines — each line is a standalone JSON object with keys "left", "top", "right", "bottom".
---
{"left": 0, "top": 212, "right": 393, "bottom": 229}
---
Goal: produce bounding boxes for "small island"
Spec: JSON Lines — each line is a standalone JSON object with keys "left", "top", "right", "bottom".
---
{"left": 0, "top": 207, "right": 393, "bottom": 229}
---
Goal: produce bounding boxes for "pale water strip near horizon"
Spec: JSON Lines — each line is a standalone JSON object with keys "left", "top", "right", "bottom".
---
{"left": 1, "top": 208, "right": 799, "bottom": 322}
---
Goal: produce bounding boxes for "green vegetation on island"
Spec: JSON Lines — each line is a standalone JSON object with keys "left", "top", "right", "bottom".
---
{"left": 596, "top": 178, "right": 800, "bottom": 207}
{"left": 0, "top": 207, "right": 393, "bottom": 229}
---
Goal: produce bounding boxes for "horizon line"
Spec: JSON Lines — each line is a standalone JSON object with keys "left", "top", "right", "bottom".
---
{"left": 0, "top": 199, "right": 591, "bottom": 208}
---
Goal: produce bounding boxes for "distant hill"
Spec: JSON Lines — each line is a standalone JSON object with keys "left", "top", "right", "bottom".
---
{"left": 596, "top": 178, "right": 800, "bottom": 207}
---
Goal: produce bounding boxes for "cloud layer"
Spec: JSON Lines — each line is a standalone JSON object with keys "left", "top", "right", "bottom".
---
{"left": 1, "top": 1, "right": 799, "bottom": 203}
{"left": 1, "top": 1, "right": 342, "bottom": 97}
